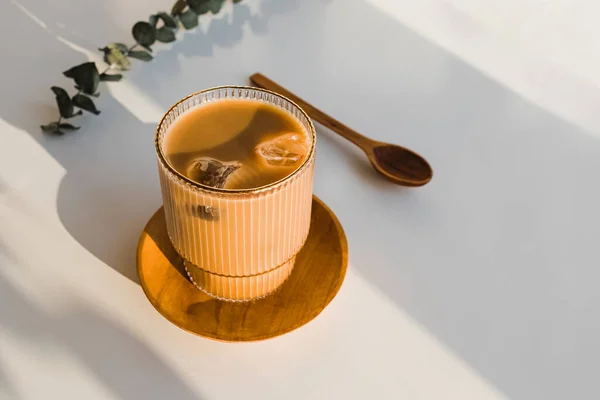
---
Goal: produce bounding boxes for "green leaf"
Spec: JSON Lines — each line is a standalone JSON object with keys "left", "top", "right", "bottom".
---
{"left": 128, "top": 50, "right": 153, "bottom": 61}
{"left": 208, "top": 0, "right": 224, "bottom": 14}
{"left": 187, "top": 0, "right": 211, "bottom": 15}
{"left": 233, "top": 0, "right": 243, "bottom": 3}
{"left": 149, "top": 14, "right": 159, "bottom": 28}
{"left": 179, "top": 9, "right": 198, "bottom": 29}
{"left": 72, "top": 94, "right": 101, "bottom": 115}
{"left": 63, "top": 62, "right": 100, "bottom": 95}
{"left": 51, "top": 86, "right": 76, "bottom": 119}
{"left": 153, "top": 12, "right": 178, "bottom": 29}
{"left": 132, "top": 21, "right": 156, "bottom": 47}
{"left": 100, "top": 43, "right": 131, "bottom": 70}
{"left": 100, "top": 73, "right": 123, "bottom": 81}
{"left": 156, "top": 26, "right": 176, "bottom": 43}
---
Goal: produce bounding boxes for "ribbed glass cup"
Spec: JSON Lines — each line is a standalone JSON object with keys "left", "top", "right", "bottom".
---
{"left": 155, "top": 87, "right": 316, "bottom": 301}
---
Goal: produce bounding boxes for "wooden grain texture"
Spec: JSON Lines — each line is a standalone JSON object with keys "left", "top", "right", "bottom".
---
{"left": 250, "top": 73, "right": 433, "bottom": 187}
{"left": 137, "top": 196, "right": 348, "bottom": 342}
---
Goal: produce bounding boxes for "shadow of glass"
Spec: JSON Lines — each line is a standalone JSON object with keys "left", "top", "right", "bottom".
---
{"left": 144, "top": 207, "right": 189, "bottom": 281}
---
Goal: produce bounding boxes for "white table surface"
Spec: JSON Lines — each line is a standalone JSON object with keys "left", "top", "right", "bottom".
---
{"left": 2, "top": 0, "right": 600, "bottom": 399}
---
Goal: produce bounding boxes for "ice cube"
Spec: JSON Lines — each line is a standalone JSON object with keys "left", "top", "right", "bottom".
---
{"left": 186, "top": 157, "right": 241, "bottom": 189}
{"left": 193, "top": 205, "right": 219, "bottom": 221}
{"left": 255, "top": 133, "right": 308, "bottom": 167}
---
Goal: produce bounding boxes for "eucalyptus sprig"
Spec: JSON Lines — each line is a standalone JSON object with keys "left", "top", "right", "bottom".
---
{"left": 41, "top": 0, "right": 243, "bottom": 135}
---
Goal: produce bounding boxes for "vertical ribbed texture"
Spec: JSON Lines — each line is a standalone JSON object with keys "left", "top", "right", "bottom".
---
{"left": 155, "top": 87, "right": 316, "bottom": 301}
{"left": 184, "top": 257, "right": 296, "bottom": 301}
{"left": 157, "top": 158, "right": 314, "bottom": 277}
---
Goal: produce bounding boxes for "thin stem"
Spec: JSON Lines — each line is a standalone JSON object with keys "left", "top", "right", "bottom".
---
{"left": 55, "top": 116, "right": 63, "bottom": 134}
{"left": 43, "top": 1, "right": 247, "bottom": 133}
{"left": 72, "top": 89, "right": 83, "bottom": 116}
{"left": 171, "top": 0, "right": 187, "bottom": 16}
{"left": 100, "top": 65, "right": 112, "bottom": 75}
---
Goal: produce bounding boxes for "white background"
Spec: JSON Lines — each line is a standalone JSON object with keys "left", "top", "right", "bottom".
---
{"left": 1, "top": 0, "right": 600, "bottom": 399}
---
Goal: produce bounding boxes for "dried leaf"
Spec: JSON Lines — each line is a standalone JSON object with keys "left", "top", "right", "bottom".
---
{"left": 41, "top": 123, "right": 59, "bottom": 133}
{"left": 63, "top": 62, "right": 100, "bottom": 95}
{"left": 104, "top": 42, "right": 128, "bottom": 54}
{"left": 72, "top": 94, "right": 101, "bottom": 115}
{"left": 101, "top": 43, "right": 131, "bottom": 70}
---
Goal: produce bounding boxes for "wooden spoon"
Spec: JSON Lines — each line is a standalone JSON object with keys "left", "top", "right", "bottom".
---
{"left": 250, "top": 73, "right": 433, "bottom": 187}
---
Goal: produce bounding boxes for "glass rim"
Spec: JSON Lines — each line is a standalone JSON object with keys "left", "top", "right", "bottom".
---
{"left": 155, "top": 85, "right": 316, "bottom": 195}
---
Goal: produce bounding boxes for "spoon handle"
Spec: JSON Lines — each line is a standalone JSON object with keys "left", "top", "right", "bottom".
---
{"left": 250, "top": 73, "right": 374, "bottom": 150}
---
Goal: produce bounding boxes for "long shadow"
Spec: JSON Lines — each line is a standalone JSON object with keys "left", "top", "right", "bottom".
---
{"left": 2, "top": 0, "right": 600, "bottom": 399}
{"left": 0, "top": 272, "right": 202, "bottom": 400}
{"left": 0, "top": 362, "right": 20, "bottom": 400}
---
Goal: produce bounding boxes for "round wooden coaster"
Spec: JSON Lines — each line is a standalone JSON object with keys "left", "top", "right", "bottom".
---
{"left": 137, "top": 196, "right": 348, "bottom": 342}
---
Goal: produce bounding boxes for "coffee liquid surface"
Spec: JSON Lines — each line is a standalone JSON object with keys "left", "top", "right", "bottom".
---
{"left": 165, "top": 98, "right": 310, "bottom": 190}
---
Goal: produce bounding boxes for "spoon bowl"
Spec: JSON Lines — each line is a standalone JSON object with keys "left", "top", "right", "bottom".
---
{"left": 250, "top": 73, "right": 433, "bottom": 187}
{"left": 370, "top": 143, "right": 433, "bottom": 186}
